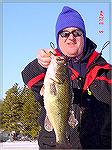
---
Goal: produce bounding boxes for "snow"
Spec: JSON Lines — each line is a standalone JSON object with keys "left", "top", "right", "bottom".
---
{"left": 0, "top": 141, "right": 39, "bottom": 150}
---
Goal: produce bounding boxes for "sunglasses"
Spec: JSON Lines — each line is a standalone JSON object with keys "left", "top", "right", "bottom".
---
{"left": 59, "top": 29, "right": 83, "bottom": 38}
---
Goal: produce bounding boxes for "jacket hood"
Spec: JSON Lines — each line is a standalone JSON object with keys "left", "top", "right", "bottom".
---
{"left": 81, "top": 37, "right": 97, "bottom": 62}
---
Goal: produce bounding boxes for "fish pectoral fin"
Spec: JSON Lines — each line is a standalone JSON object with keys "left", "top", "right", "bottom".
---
{"left": 68, "top": 111, "right": 79, "bottom": 128}
{"left": 44, "top": 115, "right": 53, "bottom": 132}
{"left": 40, "top": 85, "right": 44, "bottom": 96}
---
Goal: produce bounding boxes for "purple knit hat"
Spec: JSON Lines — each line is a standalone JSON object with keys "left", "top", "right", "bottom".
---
{"left": 55, "top": 6, "right": 86, "bottom": 50}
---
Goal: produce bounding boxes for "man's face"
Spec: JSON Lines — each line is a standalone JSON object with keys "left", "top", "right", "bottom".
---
{"left": 58, "top": 27, "right": 84, "bottom": 58}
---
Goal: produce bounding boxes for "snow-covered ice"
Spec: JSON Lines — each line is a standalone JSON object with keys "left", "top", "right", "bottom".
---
{"left": 0, "top": 141, "right": 39, "bottom": 150}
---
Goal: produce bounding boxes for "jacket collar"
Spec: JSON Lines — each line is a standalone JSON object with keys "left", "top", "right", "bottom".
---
{"left": 81, "top": 37, "right": 97, "bottom": 63}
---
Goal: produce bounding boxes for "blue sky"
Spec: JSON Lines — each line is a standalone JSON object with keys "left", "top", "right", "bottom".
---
{"left": 1, "top": 2, "right": 111, "bottom": 99}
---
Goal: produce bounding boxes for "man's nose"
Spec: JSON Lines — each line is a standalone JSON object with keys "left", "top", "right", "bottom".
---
{"left": 68, "top": 33, "right": 75, "bottom": 39}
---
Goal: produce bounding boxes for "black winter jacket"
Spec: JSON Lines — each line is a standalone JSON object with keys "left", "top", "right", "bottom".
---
{"left": 21, "top": 38, "right": 111, "bottom": 149}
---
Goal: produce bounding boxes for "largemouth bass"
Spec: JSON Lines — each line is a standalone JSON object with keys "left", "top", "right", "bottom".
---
{"left": 43, "top": 56, "right": 72, "bottom": 148}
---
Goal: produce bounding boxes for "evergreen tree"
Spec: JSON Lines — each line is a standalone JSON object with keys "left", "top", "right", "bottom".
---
{"left": 20, "top": 86, "right": 41, "bottom": 139}
{"left": 0, "top": 100, "right": 4, "bottom": 129}
{"left": 2, "top": 83, "right": 41, "bottom": 140}
{"left": 2, "top": 83, "right": 21, "bottom": 133}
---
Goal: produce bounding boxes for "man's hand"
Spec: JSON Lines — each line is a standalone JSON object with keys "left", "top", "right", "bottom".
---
{"left": 37, "top": 49, "right": 56, "bottom": 68}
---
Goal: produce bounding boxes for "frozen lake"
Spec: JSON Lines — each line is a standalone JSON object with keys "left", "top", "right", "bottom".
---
{"left": 0, "top": 141, "right": 39, "bottom": 150}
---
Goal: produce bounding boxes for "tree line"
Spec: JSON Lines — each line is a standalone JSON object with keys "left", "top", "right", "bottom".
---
{"left": 0, "top": 83, "right": 42, "bottom": 140}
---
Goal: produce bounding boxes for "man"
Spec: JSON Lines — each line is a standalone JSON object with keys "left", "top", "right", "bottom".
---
{"left": 21, "top": 6, "right": 111, "bottom": 149}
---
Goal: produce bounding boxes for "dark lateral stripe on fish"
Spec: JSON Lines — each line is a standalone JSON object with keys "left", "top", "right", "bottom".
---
{"left": 27, "top": 73, "right": 45, "bottom": 88}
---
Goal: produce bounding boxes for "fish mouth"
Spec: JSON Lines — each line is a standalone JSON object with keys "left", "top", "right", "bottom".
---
{"left": 55, "top": 56, "right": 64, "bottom": 61}
{"left": 53, "top": 56, "right": 66, "bottom": 65}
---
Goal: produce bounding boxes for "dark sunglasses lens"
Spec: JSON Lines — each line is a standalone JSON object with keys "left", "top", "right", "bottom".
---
{"left": 60, "top": 30, "right": 83, "bottom": 38}
{"left": 72, "top": 30, "right": 83, "bottom": 37}
{"left": 60, "top": 32, "right": 70, "bottom": 38}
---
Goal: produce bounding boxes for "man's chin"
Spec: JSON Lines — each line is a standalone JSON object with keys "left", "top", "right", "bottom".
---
{"left": 65, "top": 53, "right": 77, "bottom": 58}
